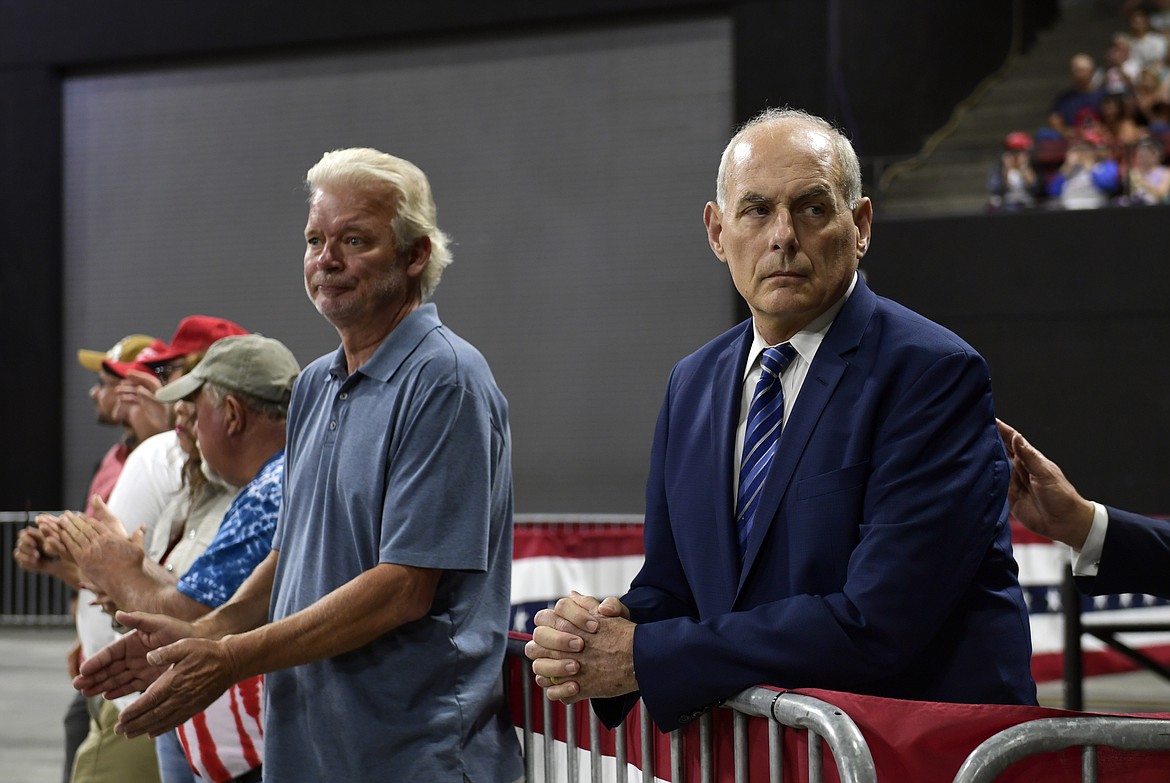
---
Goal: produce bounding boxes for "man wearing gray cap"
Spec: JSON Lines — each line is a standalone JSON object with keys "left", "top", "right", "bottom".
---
{"left": 77, "top": 150, "right": 521, "bottom": 782}
{"left": 59, "top": 334, "right": 299, "bottom": 783}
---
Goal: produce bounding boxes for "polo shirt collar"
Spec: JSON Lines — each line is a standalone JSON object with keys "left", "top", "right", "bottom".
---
{"left": 328, "top": 303, "right": 442, "bottom": 383}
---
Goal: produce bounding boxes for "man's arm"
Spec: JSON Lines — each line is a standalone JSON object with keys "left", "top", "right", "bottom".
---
{"left": 53, "top": 509, "right": 212, "bottom": 621}
{"left": 74, "top": 549, "right": 279, "bottom": 699}
{"left": 113, "top": 558, "right": 439, "bottom": 738}
{"left": 997, "top": 419, "right": 1094, "bottom": 549}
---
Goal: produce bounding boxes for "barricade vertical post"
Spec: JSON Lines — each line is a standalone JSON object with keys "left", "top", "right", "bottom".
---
{"left": 768, "top": 719, "right": 783, "bottom": 783}
{"left": 522, "top": 668, "right": 535, "bottom": 782}
{"left": 615, "top": 722, "right": 627, "bottom": 782}
{"left": 734, "top": 710, "right": 749, "bottom": 783}
{"left": 670, "top": 728, "right": 683, "bottom": 782}
{"left": 808, "top": 732, "right": 823, "bottom": 783}
{"left": 589, "top": 711, "right": 601, "bottom": 783}
{"left": 1082, "top": 744, "right": 1098, "bottom": 783}
{"left": 640, "top": 701, "right": 653, "bottom": 783}
{"left": 567, "top": 704, "right": 578, "bottom": 783}
{"left": 699, "top": 712, "right": 713, "bottom": 783}
{"left": 543, "top": 692, "right": 555, "bottom": 779}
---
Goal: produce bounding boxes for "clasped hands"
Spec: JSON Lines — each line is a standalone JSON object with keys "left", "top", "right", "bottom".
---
{"left": 524, "top": 590, "right": 638, "bottom": 704}
{"left": 35, "top": 496, "right": 143, "bottom": 613}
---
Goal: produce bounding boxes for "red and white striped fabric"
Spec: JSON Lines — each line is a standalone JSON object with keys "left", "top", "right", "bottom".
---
{"left": 176, "top": 674, "right": 264, "bottom": 782}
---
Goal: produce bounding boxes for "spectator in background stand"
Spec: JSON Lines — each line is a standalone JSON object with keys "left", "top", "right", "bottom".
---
{"left": 1122, "top": 0, "right": 1170, "bottom": 33}
{"left": 1133, "top": 65, "right": 1170, "bottom": 125}
{"left": 987, "top": 131, "right": 1042, "bottom": 211}
{"left": 1125, "top": 136, "right": 1170, "bottom": 203}
{"left": 12, "top": 333, "right": 156, "bottom": 783}
{"left": 1123, "top": 7, "right": 1168, "bottom": 71}
{"left": 1096, "top": 35, "right": 1140, "bottom": 95}
{"left": 1096, "top": 90, "right": 1147, "bottom": 154}
{"left": 1048, "top": 131, "right": 1121, "bottom": 209}
{"left": 1050, "top": 53, "right": 1104, "bottom": 139}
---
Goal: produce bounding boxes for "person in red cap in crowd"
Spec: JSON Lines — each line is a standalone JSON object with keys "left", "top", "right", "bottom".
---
{"left": 1047, "top": 129, "right": 1122, "bottom": 209}
{"left": 12, "top": 333, "right": 156, "bottom": 783}
{"left": 987, "top": 131, "right": 1042, "bottom": 211}
{"left": 42, "top": 315, "right": 248, "bottom": 783}
{"left": 105, "top": 316, "right": 250, "bottom": 444}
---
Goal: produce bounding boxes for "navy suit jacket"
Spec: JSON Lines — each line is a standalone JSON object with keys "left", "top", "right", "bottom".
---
{"left": 597, "top": 277, "right": 1036, "bottom": 731}
{"left": 1078, "top": 507, "right": 1170, "bottom": 598}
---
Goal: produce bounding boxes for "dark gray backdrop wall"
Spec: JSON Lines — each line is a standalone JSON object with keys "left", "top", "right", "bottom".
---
{"left": 2, "top": 0, "right": 1046, "bottom": 509}
{"left": 863, "top": 205, "right": 1170, "bottom": 516}
{"left": 62, "top": 17, "right": 735, "bottom": 513}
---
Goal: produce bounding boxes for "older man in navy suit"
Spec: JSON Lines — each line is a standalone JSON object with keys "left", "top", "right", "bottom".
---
{"left": 527, "top": 107, "right": 1037, "bottom": 731}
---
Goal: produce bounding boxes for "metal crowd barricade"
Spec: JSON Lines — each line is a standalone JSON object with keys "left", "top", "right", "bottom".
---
{"left": 952, "top": 716, "right": 1170, "bottom": 783}
{"left": 506, "top": 636, "right": 877, "bottom": 782}
{"left": 0, "top": 511, "right": 73, "bottom": 626}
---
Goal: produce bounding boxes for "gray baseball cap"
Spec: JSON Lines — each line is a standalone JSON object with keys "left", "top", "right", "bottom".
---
{"left": 155, "top": 334, "right": 300, "bottom": 405}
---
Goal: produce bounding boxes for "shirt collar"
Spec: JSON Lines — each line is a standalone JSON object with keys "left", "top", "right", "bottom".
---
{"left": 328, "top": 303, "right": 442, "bottom": 383}
{"left": 743, "top": 271, "right": 857, "bottom": 380}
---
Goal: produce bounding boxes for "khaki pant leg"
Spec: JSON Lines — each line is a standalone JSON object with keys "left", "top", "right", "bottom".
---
{"left": 70, "top": 699, "right": 160, "bottom": 783}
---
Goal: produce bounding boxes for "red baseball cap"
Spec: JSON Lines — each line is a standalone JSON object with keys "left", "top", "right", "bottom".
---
{"left": 102, "top": 338, "right": 169, "bottom": 378}
{"left": 1003, "top": 131, "right": 1033, "bottom": 151}
{"left": 102, "top": 316, "right": 248, "bottom": 377}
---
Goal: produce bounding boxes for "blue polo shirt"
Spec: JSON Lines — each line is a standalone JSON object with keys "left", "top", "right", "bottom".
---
{"left": 266, "top": 304, "right": 521, "bottom": 782}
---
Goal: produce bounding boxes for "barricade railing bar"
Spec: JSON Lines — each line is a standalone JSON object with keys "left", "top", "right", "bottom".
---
{"left": 506, "top": 634, "right": 877, "bottom": 782}
{"left": 0, "top": 512, "right": 72, "bottom": 626}
{"left": 952, "top": 716, "right": 1170, "bottom": 783}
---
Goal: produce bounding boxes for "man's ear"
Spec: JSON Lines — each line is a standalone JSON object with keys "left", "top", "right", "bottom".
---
{"left": 703, "top": 202, "right": 728, "bottom": 264}
{"left": 222, "top": 394, "right": 246, "bottom": 436}
{"left": 853, "top": 197, "right": 873, "bottom": 259}
{"left": 405, "top": 236, "right": 432, "bottom": 279}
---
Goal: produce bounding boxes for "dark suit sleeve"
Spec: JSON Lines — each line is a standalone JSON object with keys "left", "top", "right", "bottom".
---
{"left": 627, "top": 348, "right": 1026, "bottom": 731}
{"left": 1077, "top": 507, "right": 1170, "bottom": 598}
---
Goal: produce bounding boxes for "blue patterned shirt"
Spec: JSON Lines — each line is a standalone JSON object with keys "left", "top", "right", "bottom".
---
{"left": 177, "top": 451, "right": 284, "bottom": 609}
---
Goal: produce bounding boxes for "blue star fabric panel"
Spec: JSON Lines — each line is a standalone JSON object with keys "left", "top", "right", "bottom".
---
{"left": 177, "top": 452, "right": 284, "bottom": 609}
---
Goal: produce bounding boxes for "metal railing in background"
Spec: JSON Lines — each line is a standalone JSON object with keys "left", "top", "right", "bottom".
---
{"left": 0, "top": 512, "right": 73, "bottom": 626}
{"left": 952, "top": 716, "right": 1170, "bottom": 783}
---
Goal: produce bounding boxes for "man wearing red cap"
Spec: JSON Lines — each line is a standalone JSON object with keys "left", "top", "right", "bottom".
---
{"left": 105, "top": 316, "right": 249, "bottom": 444}
{"left": 987, "top": 131, "right": 1041, "bottom": 211}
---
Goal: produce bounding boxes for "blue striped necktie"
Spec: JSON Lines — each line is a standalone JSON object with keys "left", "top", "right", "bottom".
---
{"left": 736, "top": 343, "right": 799, "bottom": 559}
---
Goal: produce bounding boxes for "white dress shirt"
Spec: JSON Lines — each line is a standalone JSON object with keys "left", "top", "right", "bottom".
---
{"left": 1071, "top": 501, "right": 1108, "bottom": 576}
{"left": 732, "top": 273, "right": 857, "bottom": 491}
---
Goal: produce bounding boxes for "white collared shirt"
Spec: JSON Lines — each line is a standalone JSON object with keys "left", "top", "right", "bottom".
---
{"left": 1071, "top": 501, "right": 1108, "bottom": 576}
{"left": 732, "top": 273, "right": 858, "bottom": 491}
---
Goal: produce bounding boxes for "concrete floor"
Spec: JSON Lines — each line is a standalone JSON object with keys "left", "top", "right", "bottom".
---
{"left": 0, "top": 627, "right": 76, "bottom": 783}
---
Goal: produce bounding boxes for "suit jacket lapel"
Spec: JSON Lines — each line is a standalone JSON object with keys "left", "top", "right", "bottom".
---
{"left": 711, "top": 324, "right": 753, "bottom": 598}
{"left": 737, "top": 278, "right": 878, "bottom": 591}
